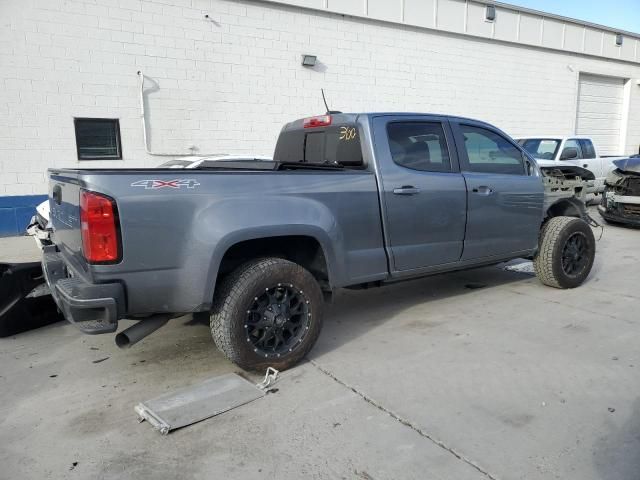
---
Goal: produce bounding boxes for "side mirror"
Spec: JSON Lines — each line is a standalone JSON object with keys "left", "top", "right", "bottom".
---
{"left": 560, "top": 147, "right": 578, "bottom": 160}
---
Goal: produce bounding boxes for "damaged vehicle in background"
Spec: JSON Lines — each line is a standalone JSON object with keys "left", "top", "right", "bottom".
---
{"left": 515, "top": 136, "right": 625, "bottom": 196}
{"left": 599, "top": 158, "right": 640, "bottom": 227}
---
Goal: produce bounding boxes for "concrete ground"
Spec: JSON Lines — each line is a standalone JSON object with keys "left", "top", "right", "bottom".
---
{"left": 1, "top": 210, "right": 639, "bottom": 480}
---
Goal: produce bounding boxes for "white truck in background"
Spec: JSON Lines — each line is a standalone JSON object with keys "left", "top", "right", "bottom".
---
{"left": 516, "top": 136, "right": 625, "bottom": 194}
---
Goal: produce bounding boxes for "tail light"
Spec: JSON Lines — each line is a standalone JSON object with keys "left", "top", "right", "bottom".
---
{"left": 303, "top": 115, "right": 332, "bottom": 128}
{"left": 80, "top": 189, "right": 121, "bottom": 264}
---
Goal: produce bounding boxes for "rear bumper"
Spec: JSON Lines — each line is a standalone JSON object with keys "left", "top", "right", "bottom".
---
{"left": 42, "top": 245, "right": 125, "bottom": 334}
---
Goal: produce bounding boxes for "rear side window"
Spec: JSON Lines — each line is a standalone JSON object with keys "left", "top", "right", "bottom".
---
{"left": 274, "top": 124, "right": 363, "bottom": 167}
{"left": 460, "top": 125, "right": 524, "bottom": 175}
{"left": 578, "top": 139, "right": 596, "bottom": 159}
{"left": 386, "top": 122, "right": 451, "bottom": 172}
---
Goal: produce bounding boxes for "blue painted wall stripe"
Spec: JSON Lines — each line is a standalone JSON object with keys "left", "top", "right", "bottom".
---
{"left": 0, "top": 195, "right": 48, "bottom": 237}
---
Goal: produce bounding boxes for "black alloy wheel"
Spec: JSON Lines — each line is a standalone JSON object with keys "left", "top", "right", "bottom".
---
{"left": 245, "top": 284, "right": 311, "bottom": 358}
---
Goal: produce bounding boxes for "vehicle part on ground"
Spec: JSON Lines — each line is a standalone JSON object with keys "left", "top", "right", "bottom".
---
{"left": 135, "top": 372, "right": 266, "bottom": 435}
{"left": 115, "top": 314, "right": 172, "bottom": 348}
{"left": 534, "top": 217, "right": 596, "bottom": 289}
{"left": 598, "top": 158, "right": 640, "bottom": 227}
{"left": 502, "top": 260, "right": 535, "bottom": 275}
{"left": 210, "top": 257, "right": 324, "bottom": 371}
{"left": 256, "top": 367, "right": 279, "bottom": 390}
{"left": 0, "top": 262, "right": 62, "bottom": 337}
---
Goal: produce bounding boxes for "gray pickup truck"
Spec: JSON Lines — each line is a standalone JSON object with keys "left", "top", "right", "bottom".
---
{"left": 43, "top": 113, "right": 596, "bottom": 370}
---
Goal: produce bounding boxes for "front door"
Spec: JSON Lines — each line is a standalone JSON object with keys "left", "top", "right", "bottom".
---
{"left": 372, "top": 116, "right": 467, "bottom": 272}
{"left": 452, "top": 121, "right": 544, "bottom": 260}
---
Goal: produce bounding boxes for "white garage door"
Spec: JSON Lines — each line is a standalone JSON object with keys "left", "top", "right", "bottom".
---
{"left": 576, "top": 73, "right": 625, "bottom": 156}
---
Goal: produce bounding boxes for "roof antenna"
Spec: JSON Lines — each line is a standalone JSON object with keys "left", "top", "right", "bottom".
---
{"left": 321, "top": 89, "right": 342, "bottom": 115}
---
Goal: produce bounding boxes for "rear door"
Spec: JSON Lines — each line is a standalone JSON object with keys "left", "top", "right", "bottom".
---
{"left": 451, "top": 121, "right": 544, "bottom": 260}
{"left": 372, "top": 116, "right": 467, "bottom": 272}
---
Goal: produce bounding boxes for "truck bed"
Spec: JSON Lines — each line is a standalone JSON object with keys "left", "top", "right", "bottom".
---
{"left": 47, "top": 167, "right": 388, "bottom": 315}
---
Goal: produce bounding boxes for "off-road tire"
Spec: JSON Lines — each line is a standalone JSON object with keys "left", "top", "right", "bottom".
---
{"left": 210, "top": 257, "right": 324, "bottom": 371}
{"left": 534, "top": 216, "right": 595, "bottom": 289}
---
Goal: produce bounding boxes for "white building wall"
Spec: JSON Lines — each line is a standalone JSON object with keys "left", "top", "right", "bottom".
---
{"left": 1, "top": 0, "right": 640, "bottom": 199}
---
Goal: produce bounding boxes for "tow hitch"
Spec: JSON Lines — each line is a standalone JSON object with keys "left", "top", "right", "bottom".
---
{"left": 0, "top": 262, "right": 63, "bottom": 337}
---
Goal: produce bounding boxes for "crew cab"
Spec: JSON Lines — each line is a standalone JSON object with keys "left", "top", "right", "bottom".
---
{"left": 516, "top": 136, "right": 624, "bottom": 194}
{"left": 42, "top": 113, "right": 597, "bottom": 371}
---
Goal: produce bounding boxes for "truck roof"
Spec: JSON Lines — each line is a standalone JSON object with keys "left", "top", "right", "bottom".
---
{"left": 281, "top": 112, "right": 499, "bottom": 130}
{"left": 515, "top": 136, "right": 594, "bottom": 141}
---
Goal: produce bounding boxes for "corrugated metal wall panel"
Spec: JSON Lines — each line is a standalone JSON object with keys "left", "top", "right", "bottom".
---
{"left": 576, "top": 74, "right": 625, "bottom": 155}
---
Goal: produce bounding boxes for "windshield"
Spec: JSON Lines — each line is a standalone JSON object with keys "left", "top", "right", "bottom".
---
{"left": 518, "top": 139, "right": 561, "bottom": 160}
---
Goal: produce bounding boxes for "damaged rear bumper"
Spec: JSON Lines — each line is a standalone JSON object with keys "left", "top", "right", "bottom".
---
{"left": 42, "top": 245, "right": 126, "bottom": 334}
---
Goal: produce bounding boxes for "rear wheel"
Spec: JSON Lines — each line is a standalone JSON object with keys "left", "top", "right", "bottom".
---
{"left": 534, "top": 216, "right": 595, "bottom": 289}
{"left": 210, "top": 257, "right": 324, "bottom": 371}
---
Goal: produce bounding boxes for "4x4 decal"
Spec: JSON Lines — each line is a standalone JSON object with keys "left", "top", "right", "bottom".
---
{"left": 131, "top": 179, "right": 201, "bottom": 190}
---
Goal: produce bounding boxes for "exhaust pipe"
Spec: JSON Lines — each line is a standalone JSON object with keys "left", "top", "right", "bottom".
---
{"left": 115, "top": 314, "right": 171, "bottom": 349}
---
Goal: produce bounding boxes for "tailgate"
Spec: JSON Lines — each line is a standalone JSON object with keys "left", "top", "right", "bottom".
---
{"left": 48, "top": 170, "right": 84, "bottom": 260}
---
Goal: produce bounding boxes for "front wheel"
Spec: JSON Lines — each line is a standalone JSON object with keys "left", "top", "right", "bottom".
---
{"left": 210, "top": 257, "right": 324, "bottom": 371}
{"left": 534, "top": 216, "right": 596, "bottom": 289}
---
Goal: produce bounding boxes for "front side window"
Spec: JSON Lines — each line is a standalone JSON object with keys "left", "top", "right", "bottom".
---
{"left": 460, "top": 125, "right": 524, "bottom": 175}
{"left": 386, "top": 122, "right": 451, "bottom": 172}
{"left": 74, "top": 118, "right": 122, "bottom": 160}
{"left": 519, "top": 139, "right": 561, "bottom": 160}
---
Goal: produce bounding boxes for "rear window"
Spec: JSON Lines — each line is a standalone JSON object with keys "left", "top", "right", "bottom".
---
{"left": 579, "top": 139, "right": 596, "bottom": 159}
{"left": 274, "top": 124, "right": 363, "bottom": 167}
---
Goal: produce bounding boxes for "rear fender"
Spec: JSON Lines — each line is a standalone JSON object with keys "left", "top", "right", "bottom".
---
{"left": 197, "top": 197, "right": 343, "bottom": 307}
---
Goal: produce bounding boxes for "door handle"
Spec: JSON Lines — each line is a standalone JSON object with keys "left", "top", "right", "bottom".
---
{"left": 472, "top": 186, "right": 494, "bottom": 196}
{"left": 53, "top": 185, "right": 62, "bottom": 205}
{"left": 393, "top": 186, "right": 420, "bottom": 195}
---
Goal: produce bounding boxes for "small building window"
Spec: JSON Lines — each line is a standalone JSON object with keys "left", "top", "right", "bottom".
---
{"left": 485, "top": 5, "right": 496, "bottom": 22}
{"left": 74, "top": 118, "right": 122, "bottom": 160}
